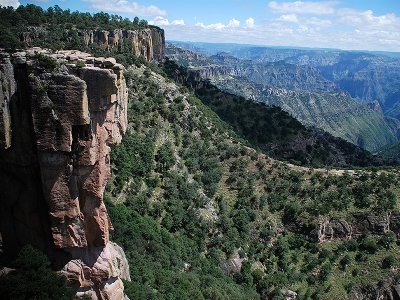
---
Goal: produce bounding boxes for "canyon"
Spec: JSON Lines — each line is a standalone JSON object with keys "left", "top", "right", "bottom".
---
{"left": 166, "top": 43, "right": 400, "bottom": 153}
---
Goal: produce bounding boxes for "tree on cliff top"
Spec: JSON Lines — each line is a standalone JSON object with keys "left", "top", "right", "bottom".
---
{"left": 0, "top": 4, "right": 159, "bottom": 49}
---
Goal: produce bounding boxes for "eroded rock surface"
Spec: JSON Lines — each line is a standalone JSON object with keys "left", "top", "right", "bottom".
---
{"left": 312, "top": 213, "right": 400, "bottom": 243}
{"left": 313, "top": 219, "right": 352, "bottom": 243}
{"left": 20, "top": 27, "right": 165, "bottom": 62}
{"left": 0, "top": 48, "right": 129, "bottom": 299}
{"left": 62, "top": 242, "right": 130, "bottom": 299}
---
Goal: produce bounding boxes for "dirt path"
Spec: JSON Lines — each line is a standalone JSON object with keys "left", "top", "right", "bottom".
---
{"left": 285, "top": 163, "right": 357, "bottom": 176}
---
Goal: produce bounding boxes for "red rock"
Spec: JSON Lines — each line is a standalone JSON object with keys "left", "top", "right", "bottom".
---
{"left": 0, "top": 49, "right": 129, "bottom": 298}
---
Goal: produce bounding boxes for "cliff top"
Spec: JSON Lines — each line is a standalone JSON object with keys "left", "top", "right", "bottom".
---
{"left": 0, "top": 4, "right": 165, "bottom": 64}
{"left": 3, "top": 47, "right": 126, "bottom": 71}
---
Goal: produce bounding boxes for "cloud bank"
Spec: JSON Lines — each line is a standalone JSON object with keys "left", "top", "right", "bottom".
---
{"left": 268, "top": 1, "right": 338, "bottom": 15}
{"left": 161, "top": 2, "right": 400, "bottom": 52}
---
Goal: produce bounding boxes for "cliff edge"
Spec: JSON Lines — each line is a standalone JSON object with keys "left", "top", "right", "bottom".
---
{"left": 0, "top": 48, "right": 130, "bottom": 299}
{"left": 20, "top": 27, "right": 165, "bottom": 62}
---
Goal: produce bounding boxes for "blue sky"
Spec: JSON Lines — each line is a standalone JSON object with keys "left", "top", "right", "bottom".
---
{"left": 4, "top": 0, "right": 400, "bottom": 51}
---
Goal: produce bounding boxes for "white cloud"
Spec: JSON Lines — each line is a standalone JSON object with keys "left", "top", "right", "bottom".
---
{"left": 245, "top": 17, "right": 255, "bottom": 28}
{"left": 149, "top": 16, "right": 185, "bottom": 26}
{"left": 195, "top": 18, "right": 241, "bottom": 30}
{"left": 83, "top": 0, "right": 166, "bottom": 17}
{"left": 277, "top": 14, "right": 332, "bottom": 26}
{"left": 306, "top": 17, "right": 332, "bottom": 26}
{"left": 149, "top": 16, "right": 170, "bottom": 25}
{"left": 338, "top": 9, "right": 400, "bottom": 31}
{"left": 268, "top": 1, "right": 338, "bottom": 15}
{"left": 227, "top": 18, "right": 240, "bottom": 28}
{"left": 171, "top": 19, "right": 185, "bottom": 25}
{"left": 0, "top": 0, "right": 20, "bottom": 8}
{"left": 278, "top": 14, "right": 299, "bottom": 23}
{"left": 196, "top": 22, "right": 226, "bottom": 30}
{"left": 162, "top": 4, "right": 400, "bottom": 52}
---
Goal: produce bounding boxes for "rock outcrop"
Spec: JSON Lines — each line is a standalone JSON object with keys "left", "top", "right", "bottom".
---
{"left": 312, "top": 213, "right": 400, "bottom": 243}
{"left": 313, "top": 219, "right": 352, "bottom": 243}
{"left": 20, "top": 27, "right": 165, "bottom": 62}
{"left": 0, "top": 48, "right": 130, "bottom": 299}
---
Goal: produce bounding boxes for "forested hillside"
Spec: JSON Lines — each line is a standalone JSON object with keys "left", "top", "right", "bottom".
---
{"left": 105, "top": 62, "right": 400, "bottom": 299}
{"left": 163, "top": 59, "right": 395, "bottom": 167}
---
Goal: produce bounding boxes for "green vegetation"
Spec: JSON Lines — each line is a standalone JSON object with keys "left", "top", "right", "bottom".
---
{"left": 0, "top": 4, "right": 156, "bottom": 50}
{"left": 106, "top": 64, "right": 400, "bottom": 299}
{"left": 214, "top": 75, "right": 398, "bottom": 153}
{"left": 166, "top": 45, "right": 400, "bottom": 153}
{"left": 34, "top": 52, "right": 58, "bottom": 71}
{"left": 0, "top": 245, "right": 74, "bottom": 299}
{"left": 2, "top": 4, "right": 400, "bottom": 299}
{"left": 107, "top": 202, "right": 259, "bottom": 300}
{"left": 163, "top": 59, "right": 395, "bottom": 168}
{"left": 379, "top": 141, "right": 400, "bottom": 162}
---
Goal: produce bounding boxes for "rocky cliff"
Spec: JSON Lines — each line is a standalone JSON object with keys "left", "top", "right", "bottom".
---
{"left": 0, "top": 48, "right": 130, "bottom": 299}
{"left": 21, "top": 27, "right": 165, "bottom": 62}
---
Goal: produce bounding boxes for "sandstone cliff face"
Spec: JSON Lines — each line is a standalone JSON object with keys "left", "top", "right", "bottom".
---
{"left": 0, "top": 48, "right": 130, "bottom": 299}
{"left": 21, "top": 27, "right": 165, "bottom": 62}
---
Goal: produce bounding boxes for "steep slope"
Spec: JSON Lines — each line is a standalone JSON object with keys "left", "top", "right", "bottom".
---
{"left": 165, "top": 60, "right": 396, "bottom": 167}
{"left": 379, "top": 141, "right": 400, "bottom": 161}
{"left": 166, "top": 44, "right": 398, "bottom": 152}
{"left": 213, "top": 76, "right": 397, "bottom": 152}
{"left": 106, "top": 61, "right": 400, "bottom": 300}
{"left": 222, "top": 46, "right": 400, "bottom": 119}
{"left": 166, "top": 44, "right": 213, "bottom": 67}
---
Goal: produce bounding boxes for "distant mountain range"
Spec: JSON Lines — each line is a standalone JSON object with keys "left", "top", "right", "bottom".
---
{"left": 166, "top": 42, "right": 400, "bottom": 155}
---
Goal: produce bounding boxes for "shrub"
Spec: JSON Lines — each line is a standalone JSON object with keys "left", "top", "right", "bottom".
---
{"left": 360, "top": 236, "right": 378, "bottom": 254}
{"left": 339, "top": 254, "right": 351, "bottom": 270}
{"left": 75, "top": 60, "right": 86, "bottom": 68}
{"left": 0, "top": 245, "right": 74, "bottom": 299}
{"left": 156, "top": 141, "right": 176, "bottom": 174}
{"left": 379, "top": 232, "right": 396, "bottom": 249}
{"left": 34, "top": 53, "right": 58, "bottom": 72}
{"left": 382, "top": 255, "right": 395, "bottom": 269}
{"left": 344, "top": 239, "right": 358, "bottom": 252}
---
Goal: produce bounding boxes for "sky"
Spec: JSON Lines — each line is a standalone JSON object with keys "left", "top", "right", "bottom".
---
{"left": 4, "top": 0, "right": 400, "bottom": 52}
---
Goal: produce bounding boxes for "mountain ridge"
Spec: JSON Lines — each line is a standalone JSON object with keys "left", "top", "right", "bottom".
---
{"left": 166, "top": 43, "right": 399, "bottom": 152}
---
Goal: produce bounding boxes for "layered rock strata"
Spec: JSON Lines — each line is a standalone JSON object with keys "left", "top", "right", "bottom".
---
{"left": 21, "top": 27, "right": 165, "bottom": 62}
{"left": 0, "top": 48, "right": 130, "bottom": 299}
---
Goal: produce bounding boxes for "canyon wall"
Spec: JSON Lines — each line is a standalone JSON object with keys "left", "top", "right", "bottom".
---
{"left": 0, "top": 48, "right": 130, "bottom": 299}
{"left": 21, "top": 27, "right": 165, "bottom": 62}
